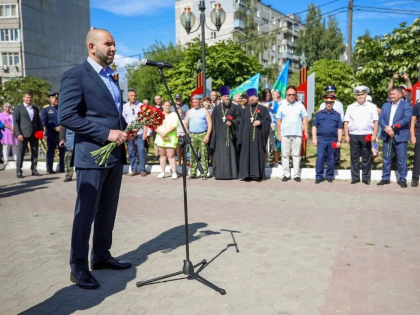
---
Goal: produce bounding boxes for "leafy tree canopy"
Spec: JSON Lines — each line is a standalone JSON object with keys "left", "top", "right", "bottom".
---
{"left": 354, "top": 18, "right": 420, "bottom": 105}
{"left": 0, "top": 76, "right": 51, "bottom": 110}
{"left": 157, "top": 39, "right": 263, "bottom": 104}
{"left": 127, "top": 41, "right": 184, "bottom": 102}
{"left": 308, "top": 59, "right": 358, "bottom": 110}
{"left": 296, "top": 3, "right": 345, "bottom": 68}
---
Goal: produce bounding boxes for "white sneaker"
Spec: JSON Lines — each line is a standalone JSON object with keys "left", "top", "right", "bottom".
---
{"left": 265, "top": 163, "right": 270, "bottom": 168}
{"left": 157, "top": 172, "right": 165, "bottom": 179}
{"left": 172, "top": 173, "right": 179, "bottom": 180}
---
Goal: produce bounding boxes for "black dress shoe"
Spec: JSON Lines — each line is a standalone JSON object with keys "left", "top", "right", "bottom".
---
{"left": 412, "top": 179, "right": 419, "bottom": 187}
{"left": 282, "top": 176, "right": 290, "bottom": 182}
{"left": 315, "top": 179, "right": 322, "bottom": 184}
{"left": 16, "top": 171, "right": 24, "bottom": 179}
{"left": 377, "top": 180, "right": 390, "bottom": 185}
{"left": 362, "top": 180, "right": 370, "bottom": 185}
{"left": 398, "top": 181, "right": 408, "bottom": 188}
{"left": 32, "top": 170, "right": 42, "bottom": 176}
{"left": 327, "top": 178, "right": 333, "bottom": 183}
{"left": 47, "top": 170, "right": 56, "bottom": 174}
{"left": 90, "top": 257, "right": 132, "bottom": 270}
{"left": 70, "top": 270, "right": 100, "bottom": 289}
{"left": 350, "top": 180, "right": 360, "bottom": 184}
{"left": 64, "top": 177, "right": 72, "bottom": 182}
{"left": 294, "top": 177, "right": 301, "bottom": 182}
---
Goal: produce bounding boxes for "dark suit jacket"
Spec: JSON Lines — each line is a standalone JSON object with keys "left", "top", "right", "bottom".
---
{"left": 58, "top": 60, "right": 127, "bottom": 169}
{"left": 13, "top": 103, "right": 43, "bottom": 138}
{"left": 379, "top": 100, "right": 412, "bottom": 142}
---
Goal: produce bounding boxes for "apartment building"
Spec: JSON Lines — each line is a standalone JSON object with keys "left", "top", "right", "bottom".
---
{"left": 0, "top": 0, "right": 90, "bottom": 91}
{"left": 175, "top": 0, "right": 303, "bottom": 73}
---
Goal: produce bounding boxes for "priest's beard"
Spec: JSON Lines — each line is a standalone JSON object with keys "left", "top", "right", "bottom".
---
{"left": 222, "top": 100, "right": 230, "bottom": 107}
{"left": 249, "top": 100, "right": 258, "bottom": 106}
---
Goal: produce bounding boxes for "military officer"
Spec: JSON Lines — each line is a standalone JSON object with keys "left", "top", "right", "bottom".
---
{"left": 318, "top": 85, "right": 344, "bottom": 166}
{"left": 41, "top": 92, "right": 65, "bottom": 174}
{"left": 313, "top": 95, "right": 343, "bottom": 183}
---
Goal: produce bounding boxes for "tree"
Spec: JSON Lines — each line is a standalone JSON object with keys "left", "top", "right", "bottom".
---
{"left": 354, "top": 18, "right": 420, "bottom": 105}
{"left": 157, "top": 39, "right": 263, "bottom": 104}
{"left": 0, "top": 76, "right": 51, "bottom": 109}
{"left": 296, "top": 3, "right": 346, "bottom": 68}
{"left": 127, "top": 41, "right": 185, "bottom": 102}
{"left": 308, "top": 59, "right": 358, "bottom": 110}
{"left": 232, "top": 0, "right": 275, "bottom": 62}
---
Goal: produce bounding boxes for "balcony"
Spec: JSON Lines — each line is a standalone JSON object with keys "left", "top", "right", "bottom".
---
{"left": 279, "top": 52, "right": 294, "bottom": 60}
{"left": 234, "top": 19, "right": 244, "bottom": 30}
{"left": 281, "top": 39, "right": 296, "bottom": 47}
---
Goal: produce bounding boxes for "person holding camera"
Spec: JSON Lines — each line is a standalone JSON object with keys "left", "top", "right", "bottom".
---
{"left": 388, "top": 72, "right": 412, "bottom": 102}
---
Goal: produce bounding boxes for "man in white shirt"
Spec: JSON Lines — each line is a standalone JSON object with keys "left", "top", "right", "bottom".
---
{"left": 122, "top": 90, "right": 148, "bottom": 176}
{"left": 344, "top": 86, "right": 379, "bottom": 185}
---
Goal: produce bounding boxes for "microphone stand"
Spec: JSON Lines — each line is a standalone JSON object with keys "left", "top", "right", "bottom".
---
{"left": 136, "top": 66, "right": 226, "bottom": 295}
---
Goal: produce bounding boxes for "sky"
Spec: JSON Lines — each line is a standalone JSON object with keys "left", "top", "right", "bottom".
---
{"left": 90, "top": 0, "right": 420, "bottom": 78}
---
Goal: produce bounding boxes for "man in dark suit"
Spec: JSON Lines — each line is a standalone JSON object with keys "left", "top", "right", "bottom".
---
{"left": 13, "top": 92, "right": 43, "bottom": 178}
{"left": 58, "top": 29, "right": 135, "bottom": 290}
{"left": 378, "top": 87, "right": 412, "bottom": 188}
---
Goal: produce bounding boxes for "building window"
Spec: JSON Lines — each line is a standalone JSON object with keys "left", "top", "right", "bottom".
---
{"left": 0, "top": 4, "right": 18, "bottom": 18}
{"left": 272, "top": 44, "right": 275, "bottom": 51}
{"left": 211, "top": 32, "right": 216, "bottom": 39}
{"left": 263, "top": 59, "right": 268, "bottom": 65}
{"left": 2, "top": 52, "right": 20, "bottom": 66}
{"left": 256, "top": 9, "right": 259, "bottom": 17}
{"left": 278, "top": 45, "right": 281, "bottom": 53}
{"left": 271, "top": 57, "right": 276, "bottom": 64}
{"left": 0, "top": 29, "right": 20, "bottom": 42}
{"left": 262, "top": 18, "right": 268, "bottom": 24}
{"left": 210, "top": 1, "right": 215, "bottom": 9}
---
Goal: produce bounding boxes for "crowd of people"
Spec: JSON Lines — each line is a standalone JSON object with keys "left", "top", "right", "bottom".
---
{"left": 119, "top": 72, "right": 419, "bottom": 187}
{"left": 1, "top": 73, "right": 419, "bottom": 188}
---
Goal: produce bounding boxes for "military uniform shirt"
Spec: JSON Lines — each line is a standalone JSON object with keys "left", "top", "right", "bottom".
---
{"left": 41, "top": 105, "right": 59, "bottom": 132}
{"left": 313, "top": 109, "right": 343, "bottom": 141}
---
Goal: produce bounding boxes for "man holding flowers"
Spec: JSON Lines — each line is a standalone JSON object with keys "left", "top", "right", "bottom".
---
{"left": 312, "top": 95, "right": 343, "bottom": 184}
{"left": 377, "top": 87, "right": 412, "bottom": 188}
{"left": 344, "top": 86, "right": 378, "bottom": 185}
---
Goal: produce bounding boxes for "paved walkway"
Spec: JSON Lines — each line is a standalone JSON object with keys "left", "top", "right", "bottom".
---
{"left": 1, "top": 170, "right": 419, "bottom": 315}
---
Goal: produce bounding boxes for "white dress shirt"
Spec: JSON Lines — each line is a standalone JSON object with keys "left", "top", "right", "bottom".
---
{"left": 344, "top": 101, "right": 378, "bottom": 135}
{"left": 389, "top": 100, "right": 400, "bottom": 126}
{"left": 24, "top": 102, "right": 34, "bottom": 121}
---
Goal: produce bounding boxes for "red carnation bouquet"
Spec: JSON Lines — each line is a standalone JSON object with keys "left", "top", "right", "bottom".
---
{"left": 226, "top": 115, "right": 233, "bottom": 147}
{"left": 91, "top": 104, "right": 165, "bottom": 166}
{"left": 332, "top": 142, "right": 338, "bottom": 149}
{"left": 365, "top": 134, "right": 372, "bottom": 142}
{"left": 387, "top": 123, "right": 401, "bottom": 157}
{"left": 34, "top": 130, "right": 44, "bottom": 140}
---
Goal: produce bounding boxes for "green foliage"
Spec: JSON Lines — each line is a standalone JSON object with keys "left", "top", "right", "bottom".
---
{"left": 127, "top": 41, "right": 185, "bottom": 102}
{"left": 354, "top": 18, "right": 420, "bottom": 105}
{"left": 289, "top": 71, "right": 300, "bottom": 87}
{"left": 308, "top": 59, "right": 358, "bottom": 110}
{"left": 232, "top": 0, "right": 275, "bottom": 59}
{"left": 0, "top": 76, "right": 51, "bottom": 109}
{"left": 296, "top": 3, "right": 345, "bottom": 68}
{"left": 157, "top": 39, "right": 262, "bottom": 104}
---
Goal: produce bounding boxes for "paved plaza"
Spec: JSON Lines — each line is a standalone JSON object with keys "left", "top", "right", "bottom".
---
{"left": 1, "top": 170, "right": 420, "bottom": 315}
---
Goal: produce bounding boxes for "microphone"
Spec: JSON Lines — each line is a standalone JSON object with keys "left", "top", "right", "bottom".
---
{"left": 140, "top": 59, "right": 173, "bottom": 69}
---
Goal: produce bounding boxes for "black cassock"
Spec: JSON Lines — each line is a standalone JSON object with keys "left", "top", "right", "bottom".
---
{"left": 210, "top": 103, "right": 242, "bottom": 179}
{"left": 238, "top": 104, "right": 271, "bottom": 180}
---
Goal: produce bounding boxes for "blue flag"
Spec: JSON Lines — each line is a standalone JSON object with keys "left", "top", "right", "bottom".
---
{"left": 272, "top": 61, "right": 289, "bottom": 98}
{"left": 230, "top": 73, "right": 260, "bottom": 97}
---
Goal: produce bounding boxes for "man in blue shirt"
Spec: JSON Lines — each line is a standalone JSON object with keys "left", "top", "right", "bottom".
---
{"left": 276, "top": 86, "right": 308, "bottom": 182}
{"left": 312, "top": 95, "right": 343, "bottom": 183}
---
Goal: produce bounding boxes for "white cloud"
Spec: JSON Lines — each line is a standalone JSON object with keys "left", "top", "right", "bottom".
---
{"left": 91, "top": 0, "right": 174, "bottom": 16}
{"left": 113, "top": 54, "right": 139, "bottom": 71}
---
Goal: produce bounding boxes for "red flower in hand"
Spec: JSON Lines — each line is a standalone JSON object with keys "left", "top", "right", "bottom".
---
{"left": 394, "top": 123, "right": 401, "bottom": 129}
{"left": 365, "top": 134, "right": 372, "bottom": 142}
{"left": 302, "top": 134, "right": 307, "bottom": 141}
{"left": 332, "top": 142, "right": 338, "bottom": 149}
{"left": 256, "top": 109, "right": 260, "bottom": 113}
{"left": 34, "top": 130, "right": 44, "bottom": 140}
{"left": 227, "top": 115, "right": 233, "bottom": 120}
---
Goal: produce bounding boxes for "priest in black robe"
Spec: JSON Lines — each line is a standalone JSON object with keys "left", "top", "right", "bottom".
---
{"left": 238, "top": 88, "right": 271, "bottom": 181}
{"left": 210, "top": 86, "right": 242, "bottom": 179}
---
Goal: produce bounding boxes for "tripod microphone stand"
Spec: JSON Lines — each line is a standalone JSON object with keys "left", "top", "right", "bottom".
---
{"left": 135, "top": 66, "right": 226, "bottom": 295}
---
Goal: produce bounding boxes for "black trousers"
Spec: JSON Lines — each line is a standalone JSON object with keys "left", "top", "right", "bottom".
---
{"left": 16, "top": 135, "right": 38, "bottom": 172}
{"left": 412, "top": 136, "right": 420, "bottom": 181}
{"left": 350, "top": 134, "right": 372, "bottom": 181}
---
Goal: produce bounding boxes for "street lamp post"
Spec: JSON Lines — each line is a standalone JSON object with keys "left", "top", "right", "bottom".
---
{"left": 180, "top": 1, "right": 226, "bottom": 96}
